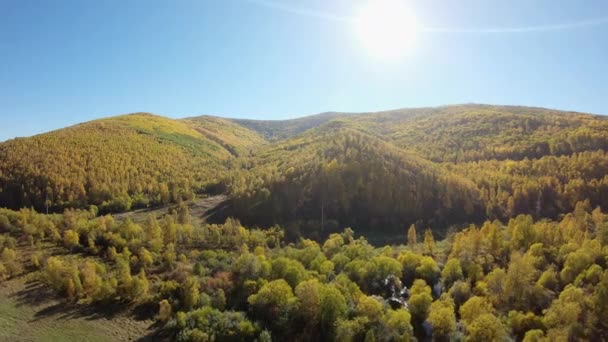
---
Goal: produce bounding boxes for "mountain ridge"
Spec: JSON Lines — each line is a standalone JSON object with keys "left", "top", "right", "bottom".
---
{"left": 3, "top": 104, "right": 606, "bottom": 143}
{"left": 1, "top": 103, "right": 607, "bottom": 234}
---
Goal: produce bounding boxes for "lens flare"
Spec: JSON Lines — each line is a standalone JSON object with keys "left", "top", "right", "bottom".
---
{"left": 354, "top": 0, "right": 419, "bottom": 59}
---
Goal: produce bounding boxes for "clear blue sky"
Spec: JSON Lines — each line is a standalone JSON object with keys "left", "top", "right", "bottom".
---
{"left": 1, "top": 0, "right": 608, "bottom": 141}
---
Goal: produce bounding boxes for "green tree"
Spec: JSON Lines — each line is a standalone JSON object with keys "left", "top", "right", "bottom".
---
{"left": 356, "top": 295, "right": 384, "bottom": 322}
{"left": 441, "top": 258, "right": 464, "bottom": 289}
{"left": 335, "top": 318, "right": 366, "bottom": 342}
{"left": 383, "top": 309, "right": 413, "bottom": 341}
{"left": 319, "top": 285, "right": 347, "bottom": 338}
{"left": 366, "top": 256, "right": 403, "bottom": 293}
{"left": 465, "top": 313, "right": 506, "bottom": 342}
{"left": 63, "top": 229, "right": 80, "bottom": 250}
{"left": 131, "top": 269, "right": 149, "bottom": 301}
{"left": 80, "top": 260, "right": 103, "bottom": 300}
{"left": 143, "top": 215, "right": 163, "bottom": 252}
{"left": 270, "top": 257, "right": 308, "bottom": 288}
{"left": 427, "top": 294, "right": 456, "bottom": 340}
{"left": 182, "top": 277, "right": 200, "bottom": 310}
{"left": 248, "top": 279, "right": 296, "bottom": 332}
{"left": 508, "top": 311, "right": 544, "bottom": 341}
{"left": 0, "top": 247, "right": 21, "bottom": 277}
{"left": 448, "top": 280, "right": 471, "bottom": 308}
{"left": 523, "top": 329, "right": 545, "bottom": 342}
{"left": 138, "top": 247, "right": 154, "bottom": 269}
{"left": 459, "top": 296, "right": 494, "bottom": 327}
{"left": 409, "top": 279, "right": 433, "bottom": 323}
{"left": 295, "top": 279, "right": 323, "bottom": 330}
{"left": 416, "top": 256, "right": 440, "bottom": 285}
{"left": 398, "top": 251, "right": 421, "bottom": 285}
{"left": 592, "top": 271, "right": 608, "bottom": 338}
{"left": 502, "top": 252, "right": 539, "bottom": 311}
{"left": 543, "top": 285, "right": 590, "bottom": 340}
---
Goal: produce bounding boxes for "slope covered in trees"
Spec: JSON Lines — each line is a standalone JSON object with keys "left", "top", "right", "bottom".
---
{"left": 181, "top": 115, "right": 266, "bottom": 157}
{"left": 1, "top": 201, "right": 608, "bottom": 341}
{"left": 223, "top": 104, "right": 608, "bottom": 163}
{"left": 226, "top": 123, "right": 484, "bottom": 236}
{"left": 447, "top": 151, "right": 608, "bottom": 221}
{"left": 230, "top": 112, "right": 346, "bottom": 141}
{"left": 0, "top": 113, "right": 248, "bottom": 213}
{"left": 339, "top": 104, "right": 608, "bottom": 162}
{"left": 1, "top": 104, "right": 607, "bottom": 236}
{"left": 221, "top": 104, "right": 608, "bottom": 234}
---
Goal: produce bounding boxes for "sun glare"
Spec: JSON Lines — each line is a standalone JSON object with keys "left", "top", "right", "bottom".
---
{"left": 354, "top": 0, "right": 419, "bottom": 60}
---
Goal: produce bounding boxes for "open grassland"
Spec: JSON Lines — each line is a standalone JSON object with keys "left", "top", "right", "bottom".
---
{"left": 0, "top": 274, "right": 155, "bottom": 342}
{"left": 0, "top": 244, "right": 157, "bottom": 342}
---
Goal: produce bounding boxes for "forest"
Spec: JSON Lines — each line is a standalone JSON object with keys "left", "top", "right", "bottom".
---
{"left": 1, "top": 201, "right": 608, "bottom": 341}
{"left": 1, "top": 104, "right": 608, "bottom": 340}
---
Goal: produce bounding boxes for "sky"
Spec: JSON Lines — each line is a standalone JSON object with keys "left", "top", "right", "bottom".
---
{"left": 1, "top": 0, "right": 608, "bottom": 142}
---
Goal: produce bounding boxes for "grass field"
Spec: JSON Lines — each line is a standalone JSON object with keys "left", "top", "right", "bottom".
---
{"left": 0, "top": 242, "right": 159, "bottom": 342}
{"left": 0, "top": 274, "right": 156, "bottom": 342}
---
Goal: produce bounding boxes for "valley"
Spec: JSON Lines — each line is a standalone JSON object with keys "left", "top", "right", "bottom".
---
{"left": 1, "top": 104, "right": 607, "bottom": 341}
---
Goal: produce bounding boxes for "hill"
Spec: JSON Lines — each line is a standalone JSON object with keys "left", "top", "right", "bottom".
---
{"left": 0, "top": 113, "right": 246, "bottom": 213}
{"left": 344, "top": 104, "right": 608, "bottom": 162}
{"left": 181, "top": 115, "right": 266, "bottom": 157}
{"left": 226, "top": 123, "right": 484, "bottom": 236}
{"left": 228, "top": 104, "right": 608, "bottom": 162}
{"left": 1, "top": 104, "right": 607, "bottom": 230}
{"left": 229, "top": 112, "right": 347, "bottom": 141}
{"left": 217, "top": 104, "right": 608, "bottom": 228}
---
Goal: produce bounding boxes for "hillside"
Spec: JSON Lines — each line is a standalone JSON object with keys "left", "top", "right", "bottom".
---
{"left": 181, "top": 115, "right": 266, "bottom": 157}
{"left": 0, "top": 113, "right": 243, "bottom": 213}
{"left": 230, "top": 112, "right": 347, "bottom": 141}
{"left": 221, "top": 104, "right": 608, "bottom": 225}
{"left": 226, "top": 123, "right": 484, "bottom": 236}
{"left": 447, "top": 151, "right": 608, "bottom": 220}
{"left": 346, "top": 104, "right": 608, "bottom": 162}
{"left": 227, "top": 104, "right": 608, "bottom": 162}
{"left": 1, "top": 104, "right": 607, "bottom": 228}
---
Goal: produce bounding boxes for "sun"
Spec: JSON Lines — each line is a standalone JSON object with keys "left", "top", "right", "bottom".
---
{"left": 354, "top": 0, "right": 419, "bottom": 60}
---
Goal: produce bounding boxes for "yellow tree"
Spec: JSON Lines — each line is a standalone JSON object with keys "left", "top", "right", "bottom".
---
{"left": 424, "top": 229, "right": 435, "bottom": 256}
{"left": 407, "top": 224, "right": 417, "bottom": 247}
{"left": 427, "top": 294, "right": 456, "bottom": 340}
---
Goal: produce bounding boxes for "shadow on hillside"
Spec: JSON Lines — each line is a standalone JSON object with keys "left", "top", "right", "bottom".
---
{"left": 32, "top": 300, "right": 132, "bottom": 322}
{"left": 203, "top": 199, "right": 232, "bottom": 224}
{"left": 11, "top": 280, "right": 57, "bottom": 309}
{"left": 134, "top": 324, "right": 173, "bottom": 342}
{"left": 11, "top": 280, "right": 156, "bottom": 324}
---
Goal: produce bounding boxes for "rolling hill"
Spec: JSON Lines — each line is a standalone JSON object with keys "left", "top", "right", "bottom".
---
{"left": 223, "top": 104, "right": 608, "bottom": 162}
{"left": 226, "top": 123, "right": 484, "bottom": 235}
{"left": 345, "top": 104, "right": 608, "bottom": 162}
{"left": 1, "top": 104, "right": 608, "bottom": 342}
{"left": 229, "top": 112, "right": 347, "bottom": 141}
{"left": 1, "top": 104, "right": 607, "bottom": 233}
{"left": 219, "top": 104, "right": 608, "bottom": 228}
{"left": 181, "top": 115, "right": 266, "bottom": 157}
{"left": 0, "top": 113, "right": 250, "bottom": 213}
